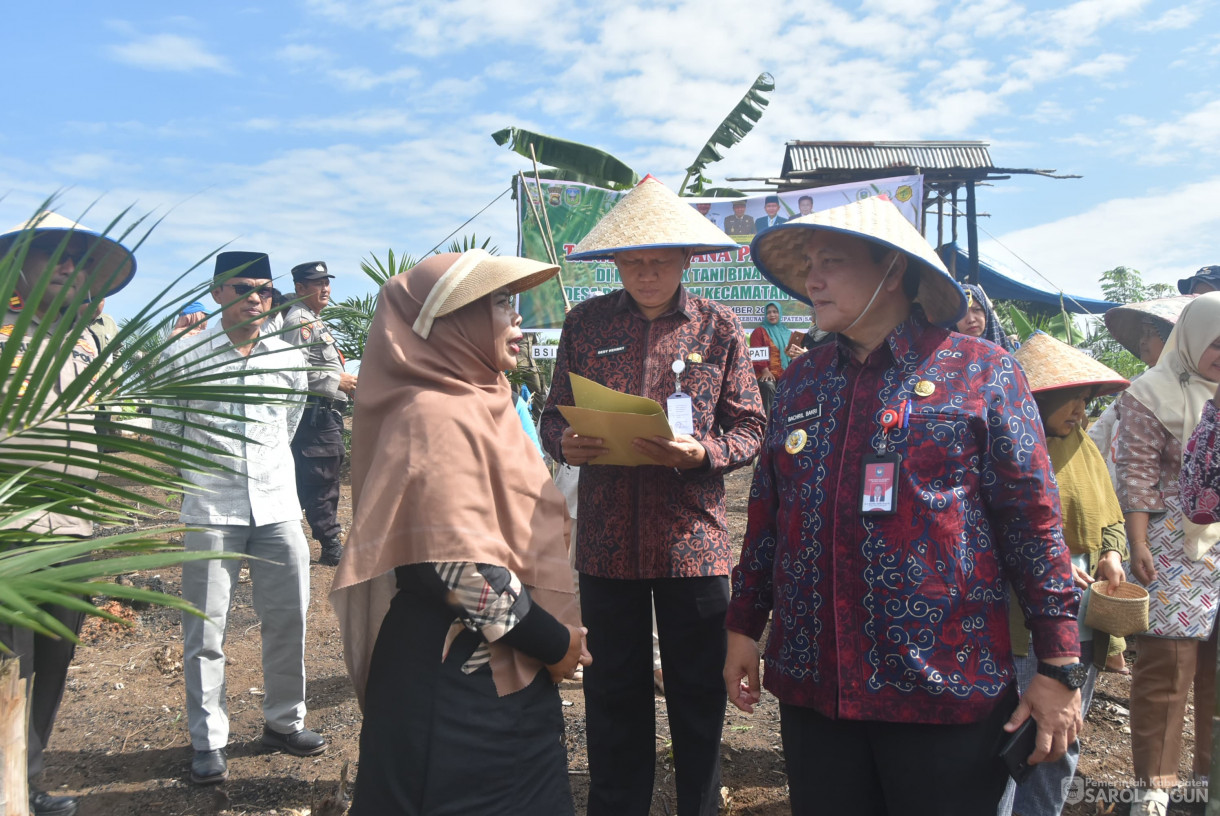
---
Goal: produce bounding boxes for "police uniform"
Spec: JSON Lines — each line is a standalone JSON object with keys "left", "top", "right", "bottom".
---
{"left": 281, "top": 261, "right": 346, "bottom": 564}
{"left": 0, "top": 211, "right": 138, "bottom": 816}
{"left": 722, "top": 212, "right": 755, "bottom": 236}
{"left": 0, "top": 296, "right": 101, "bottom": 791}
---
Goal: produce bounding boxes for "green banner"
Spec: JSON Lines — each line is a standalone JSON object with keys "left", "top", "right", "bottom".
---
{"left": 515, "top": 174, "right": 923, "bottom": 331}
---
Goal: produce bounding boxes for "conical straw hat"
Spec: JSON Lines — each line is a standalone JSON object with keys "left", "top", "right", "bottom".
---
{"left": 0, "top": 211, "right": 137, "bottom": 298}
{"left": 566, "top": 176, "right": 739, "bottom": 260}
{"left": 1012, "top": 332, "right": 1129, "bottom": 395}
{"left": 1103, "top": 295, "right": 1194, "bottom": 359}
{"left": 413, "top": 249, "right": 558, "bottom": 338}
{"left": 749, "top": 197, "right": 966, "bottom": 327}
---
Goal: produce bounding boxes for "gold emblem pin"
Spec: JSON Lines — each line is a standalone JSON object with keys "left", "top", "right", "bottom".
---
{"left": 914, "top": 380, "right": 935, "bottom": 397}
{"left": 784, "top": 429, "right": 808, "bottom": 455}
{"left": 687, "top": 352, "right": 703, "bottom": 364}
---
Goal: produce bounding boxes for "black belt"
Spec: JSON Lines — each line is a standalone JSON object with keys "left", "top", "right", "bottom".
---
{"left": 306, "top": 397, "right": 344, "bottom": 411}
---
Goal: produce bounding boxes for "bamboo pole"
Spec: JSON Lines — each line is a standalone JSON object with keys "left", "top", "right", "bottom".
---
{"left": 515, "top": 173, "right": 564, "bottom": 399}
{"left": 0, "top": 657, "right": 30, "bottom": 816}
{"left": 526, "top": 147, "right": 570, "bottom": 314}
{"left": 517, "top": 172, "right": 559, "bottom": 262}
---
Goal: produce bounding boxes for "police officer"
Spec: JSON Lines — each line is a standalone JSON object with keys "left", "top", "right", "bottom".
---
{"left": 0, "top": 211, "right": 137, "bottom": 816}
{"left": 282, "top": 261, "right": 357, "bottom": 566}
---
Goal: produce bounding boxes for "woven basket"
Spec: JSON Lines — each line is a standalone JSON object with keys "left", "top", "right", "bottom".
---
{"left": 1084, "top": 580, "right": 1149, "bottom": 637}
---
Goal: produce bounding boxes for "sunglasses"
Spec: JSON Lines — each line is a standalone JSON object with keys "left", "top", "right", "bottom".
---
{"left": 29, "top": 234, "right": 95, "bottom": 267}
{"left": 226, "top": 282, "right": 274, "bottom": 299}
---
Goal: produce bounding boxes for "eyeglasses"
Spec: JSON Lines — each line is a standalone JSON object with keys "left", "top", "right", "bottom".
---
{"left": 227, "top": 283, "right": 274, "bottom": 299}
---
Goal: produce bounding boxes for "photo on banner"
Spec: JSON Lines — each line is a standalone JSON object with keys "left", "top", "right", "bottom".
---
{"left": 515, "top": 174, "right": 924, "bottom": 331}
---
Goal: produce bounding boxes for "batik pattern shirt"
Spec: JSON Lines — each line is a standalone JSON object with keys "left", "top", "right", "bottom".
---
{"left": 726, "top": 315, "right": 1078, "bottom": 725}
{"left": 539, "top": 287, "right": 765, "bottom": 579}
{"left": 1182, "top": 401, "right": 1220, "bottom": 523}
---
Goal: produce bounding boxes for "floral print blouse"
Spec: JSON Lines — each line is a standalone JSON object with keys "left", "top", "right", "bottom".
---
{"left": 1114, "top": 392, "right": 1183, "bottom": 514}
{"left": 1181, "top": 400, "right": 1220, "bottom": 523}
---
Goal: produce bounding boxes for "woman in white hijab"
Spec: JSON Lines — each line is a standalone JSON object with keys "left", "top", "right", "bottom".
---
{"left": 1113, "top": 291, "right": 1220, "bottom": 816}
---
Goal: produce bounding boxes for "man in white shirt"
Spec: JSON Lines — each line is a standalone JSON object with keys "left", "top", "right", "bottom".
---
{"left": 154, "top": 251, "right": 325, "bottom": 785}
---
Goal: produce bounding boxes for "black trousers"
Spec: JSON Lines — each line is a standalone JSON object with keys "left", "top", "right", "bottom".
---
{"left": 579, "top": 573, "right": 728, "bottom": 816}
{"left": 351, "top": 580, "right": 573, "bottom": 816}
{"left": 291, "top": 405, "right": 344, "bottom": 544}
{"left": 779, "top": 687, "right": 1019, "bottom": 816}
{"left": 0, "top": 600, "right": 85, "bottom": 780}
{"left": 757, "top": 377, "right": 776, "bottom": 421}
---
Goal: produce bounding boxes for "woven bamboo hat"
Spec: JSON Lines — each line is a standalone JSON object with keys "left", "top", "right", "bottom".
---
{"left": 566, "top": 176, "right": 739, "bottom": 261}
{"left": 1084, "top": 580, "right": 1149, "bottom": 637}
{"left": 1103, "top": 295, "right": 1194, "bottom": 358}
{"left": 412, "top": 249, "right": 558, "bottom": 338}
{"left": 0, "top": 211, "right": 137, "bottom": 298}
{"left": 1012, "top": 332, "right": 1129, "bottom": 395}
{"left": 748, "top": 197, "right": 967, "bottom": 327}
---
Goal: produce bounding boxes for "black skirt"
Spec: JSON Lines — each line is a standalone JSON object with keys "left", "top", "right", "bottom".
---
{"left": 349, "top": 577, "right": 574, "bottom": 816}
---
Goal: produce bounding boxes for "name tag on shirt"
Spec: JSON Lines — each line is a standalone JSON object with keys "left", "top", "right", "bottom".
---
{"left": 595, "top": 345, "right": 627, "bottom": 357}
{"left": 785, "top": 405, "right": 822, "bottom": 425}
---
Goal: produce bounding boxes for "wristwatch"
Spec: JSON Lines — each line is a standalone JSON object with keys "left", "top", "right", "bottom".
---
{"left": 1036, "top": 661, "right": 1089, "bottom": 690}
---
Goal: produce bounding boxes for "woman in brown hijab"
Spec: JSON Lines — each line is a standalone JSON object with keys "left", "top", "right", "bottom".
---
{"left": 331, "top": 250, "right": 589, "bottom": 815}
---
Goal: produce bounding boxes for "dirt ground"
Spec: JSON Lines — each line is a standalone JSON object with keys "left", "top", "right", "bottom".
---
{"left": 39, "top": 464, "right": 1206, "bottom": 815}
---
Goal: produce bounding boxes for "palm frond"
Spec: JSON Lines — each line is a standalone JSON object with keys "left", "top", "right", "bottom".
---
{"left": 0, "top": 200, "right": 311, "bottom": 641}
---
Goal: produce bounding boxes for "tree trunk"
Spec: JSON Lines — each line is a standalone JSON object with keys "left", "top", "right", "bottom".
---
{"left": 0, "top": 658, "right": 30, "bottom": 816}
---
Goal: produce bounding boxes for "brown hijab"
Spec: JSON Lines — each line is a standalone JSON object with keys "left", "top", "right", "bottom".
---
{"left": 330, "top": 252, "right": 577, "bottom": 707}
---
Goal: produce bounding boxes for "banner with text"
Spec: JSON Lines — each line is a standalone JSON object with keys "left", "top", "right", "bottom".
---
{"left": 516, "top": 174, "right": 923, "bottom": 330}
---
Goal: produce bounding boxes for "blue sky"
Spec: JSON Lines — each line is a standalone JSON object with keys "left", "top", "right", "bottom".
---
{"left": 3, "top": 0, "right": 1218, "bottom": 322}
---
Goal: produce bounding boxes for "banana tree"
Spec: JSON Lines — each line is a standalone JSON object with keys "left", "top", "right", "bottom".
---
{"left": 491, "top": 72, "right": 775, "bottom": 197}
{"left": 679, "top": 72, "right": 775, "bottom": 196}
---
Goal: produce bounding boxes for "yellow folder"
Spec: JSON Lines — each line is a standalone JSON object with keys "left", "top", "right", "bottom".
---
{"left": 557, "top": 374, "right": 675, "bottom": 466}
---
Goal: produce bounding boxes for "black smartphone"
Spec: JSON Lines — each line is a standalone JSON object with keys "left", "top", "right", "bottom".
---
{"left": 998, "top": 717, "right": 1038, "bottom": 783}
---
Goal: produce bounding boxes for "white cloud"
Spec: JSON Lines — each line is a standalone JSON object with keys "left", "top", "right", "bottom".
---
{"left": 1041, "top": 0, "right": 1150, "bottom": 46}
{"left": 327, "top": 65, "right": 419, "bottom": 90}
{"left": 1069, "top": 52, "right": 1131, "bottom": 78}
{"left": 1141, "top": 98, "right": 1220, "bottom": 162}
{"left": 1140, "top": 3, "right": 1204, "bottom": 31}
{"left": 985, "top": 176, "right": 1220, "bottom": 297}
{"left": 243, "top": 111, "right": 420, "bottom": 135}
{"left": 108, "top": 33, "right": 234, "bottom": 74}
{"left": 277, "top": 43, "right": 334, "bottom": 65}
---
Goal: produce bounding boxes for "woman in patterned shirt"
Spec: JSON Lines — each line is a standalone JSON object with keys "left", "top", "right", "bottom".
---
{"left": 1114, "top": 291, "right": 1220, "bottom": 816}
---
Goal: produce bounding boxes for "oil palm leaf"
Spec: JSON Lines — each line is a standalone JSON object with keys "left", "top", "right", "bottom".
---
{"left": 0, "top": 199, "right": 308, "bottom": 641}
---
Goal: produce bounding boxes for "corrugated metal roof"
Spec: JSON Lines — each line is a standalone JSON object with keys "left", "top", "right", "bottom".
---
{"left": 781, "top": 141, "right": 994, "bottom": 177}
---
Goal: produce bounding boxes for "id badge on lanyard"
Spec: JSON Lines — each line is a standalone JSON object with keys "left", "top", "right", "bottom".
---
{"left": 667, "top": 358, "right": 695, "bottom": 436}
{"left": 859, "top": 401, "right": 909, "bottom": 515}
